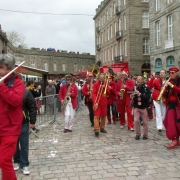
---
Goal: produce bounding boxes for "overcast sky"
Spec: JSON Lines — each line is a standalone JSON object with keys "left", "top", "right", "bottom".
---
{"left": 0, "top": 0, "right": 102, "bottom": 55}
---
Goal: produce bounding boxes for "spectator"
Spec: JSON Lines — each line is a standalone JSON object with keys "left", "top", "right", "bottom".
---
{"left": 0, "top": 54, "right": 25, "bottom": 180}
{"left": 14, "top": 88, "right": 37, "bottom": 175}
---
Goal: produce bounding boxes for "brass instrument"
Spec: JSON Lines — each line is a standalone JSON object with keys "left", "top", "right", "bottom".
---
{"left": 120, "top": 79, "right": 125, "bottom": 100}
{"left": 87, "top": 64, "right": 100, "bottom": 77}
{"left": 102, "top": 72, "right": 110, "bottom": 95}
{"left": 93, "top": 82, "right": 104, "bottom": 110}
{"left": 61, "top": 84, "right": 72, "bottom": 111}
{"left": 156, "top": 77, "right": 171, "bottom": 103}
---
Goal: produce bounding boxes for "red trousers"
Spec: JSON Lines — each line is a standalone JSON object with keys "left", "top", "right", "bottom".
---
{"left": 0, "top": 136, "right": 18, "bottom": 180}
{"left": 119, "top": 104, "right": 134, "bottom": 129}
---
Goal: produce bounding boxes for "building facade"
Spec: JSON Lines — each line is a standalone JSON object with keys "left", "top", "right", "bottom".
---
{"left": 94, "top": 0, "right": 150, "bottom": 74}
{"left": 150, "top": 0, "right": 180, "bottom": 72}
{"left": 0, "top": 27, "right": 95, "bottom": 79}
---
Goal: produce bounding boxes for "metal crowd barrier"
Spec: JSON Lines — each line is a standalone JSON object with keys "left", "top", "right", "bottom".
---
{"left": 30, "top": 94, "right": 62, "bottom": 138}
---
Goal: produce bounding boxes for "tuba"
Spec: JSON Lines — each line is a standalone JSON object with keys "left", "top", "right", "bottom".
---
{"left": 87, "top": 64, "right": 100, "bottom": 78}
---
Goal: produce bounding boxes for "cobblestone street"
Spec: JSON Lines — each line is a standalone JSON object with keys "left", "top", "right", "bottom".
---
{"left": 16, "top": 105, "right": 180, "bottom": 180}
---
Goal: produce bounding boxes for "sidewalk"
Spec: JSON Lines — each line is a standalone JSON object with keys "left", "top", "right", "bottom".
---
{"left": 16, "top": 106, "right": 180, "bottom": 180}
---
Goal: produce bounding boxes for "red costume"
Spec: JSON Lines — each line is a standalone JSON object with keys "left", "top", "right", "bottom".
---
{"left": 59, "top": 83, "right": 78, "bottom": 110}
{"left": 107, "top": 80, "right": 117, "bottom": 124}
{"left": 163, "top": 67, "right": 180, "bottom": 149}
{"left": 92, "top": 80, "right": 110, "bottom": 133}
{"left": 116, "top": 78, "right": 135, "bottom": 129}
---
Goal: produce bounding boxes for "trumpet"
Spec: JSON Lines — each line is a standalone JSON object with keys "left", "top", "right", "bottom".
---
{"left": 156, "top": 77, "right": 171, "bottom": 103}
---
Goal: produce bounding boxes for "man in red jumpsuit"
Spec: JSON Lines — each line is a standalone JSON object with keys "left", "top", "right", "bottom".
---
{"left": 107, "top": 74, "right": 117, "bottom": 124}
{"left": 82, "top": 72, "right": 95, "bottom": 127}
{"left": 0, "top": 54, "right": 25, "bottom": 180}
{"left": 116, "top": 69, "right": 135, "bottom": 130}
{"left": 92, "top": 73, "right": 110, "bottom": 136}
{"left": 163, "top": 67, "right": 180, "bottom": 149}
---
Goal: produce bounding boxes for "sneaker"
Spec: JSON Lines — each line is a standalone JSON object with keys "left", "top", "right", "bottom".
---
{"left": 130, "top": 128, "right": 134, "bottom": 131}
{"left": 14, "top": 163, "right": 19, "bottom": 171}
{"left": 21, "top": 166, "right": 30, "bottom": 175}
{"left": 63, "top": 129, "right": 68, "bottom": 133}
{"left": 120, "top": 125, "right": 124, "bottom": 129}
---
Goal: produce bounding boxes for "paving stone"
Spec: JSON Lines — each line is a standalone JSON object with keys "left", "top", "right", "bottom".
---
{"left": 14, "top": 107, "right": 180, "bottom": 180}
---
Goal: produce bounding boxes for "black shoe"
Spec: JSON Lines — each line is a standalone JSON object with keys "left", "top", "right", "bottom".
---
{"left": 158, "top": 129, "right": 162, "bottom": 132}
{"left": 100, "top": 129, "right": 107, "bottom": 133}
{"left": 95, "top": 131, "right": 99, "bottom": 136}
{"left": 91, "top": 124, "right": 94, "bottom": 127}
{"left": 143, "top": 136, "right": 148, "bottom": 140}
{"left": 135, "top": 135, "right": 141, "bottom": 140}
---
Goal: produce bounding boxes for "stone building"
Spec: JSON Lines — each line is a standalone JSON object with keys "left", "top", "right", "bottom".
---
{"left": 149, "top": 0, "right": 180, "bottom": 72}
{"left": 94, "top": 0, "right": 150, "bottom": 74}
{"left": 0, "top": 26, "right": 95, "bottom": 79}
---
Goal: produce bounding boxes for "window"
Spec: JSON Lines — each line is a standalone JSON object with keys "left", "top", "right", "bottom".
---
{"left": 110, "top": 6, "right": 112, "bottom": 17}
{"left": 168, "top": 15, "right": 173, "bottom": 40}
{"left": 104, "top": 50, "right": 106, "bottom": 63}
{"left": 124, "top": 0, "right": 126, "bottom": 5}
{"left": 101, "top": 32, "right": 103, "bottom": 44}
{"left": 155, "top": 58, "right": 162, "bottom": 67}
{"left": 118, "top": 0, "right": 121, "bottom": 6}
{"left": 104, "top": 30, "right": 106, "bottom": 43}
{"left": 114, "top": 21, "right": 117, "bottom": 35}
{"left": 31, "top": 61, "right": 35, "bottom": 68}
{"left": 113, "top": 2, "right": 116, "bottom": 14}
{"left": 101, "top": 51, "right": 103, "bottom": 63}
{"left": 74, "top": 63, "right": 77, "bottom": 72}
{"left": 119, "top": 18, "right": 121, "bottom": 30}
{"left": 142, "top": 11, "right": 149, "bottom": 28}
{"left": 110, "top": 25, "right": 112, "bottom": 39}
{"left": 54, "top": 62, "right": 57, "bottom": 71}
{"left": 142, "top": 0, "right": 149, "bottom": 2}
{"left": 104, "top": 13, "right": 106, "bottom": 24}
{"left": 44, "top": 62, "right": 48, "bottom": 71}
{"left": 108, "top": 48, "right": 110, "bottom": 62}
{"left": 156, "top": 0, "right": 160, "bottom": 11}
{"left": 114, "top": 44, "right": 117, "bottom": 57}
{"left": 111, "top": 46, "right": 113, "bottom": 60}
{"left": 124, "top": 14, "right": 126, "bottom": 30}
{"left": 124, "top": 40, "right": 127, "bottom": 56}
{"left": 62, "top": 63, "right": 65, "bottom": 72}
{"left": 82, "top": 64, "right": 84, "bottom": 71}
{"left": 167, "top": 0, "right": 172, "bottom": 4}
{"left": 120, "top": 42, "right": 122, "bottom": 55}
{"left": 107, "top": 27, "right": 109, "bottom": 41}
{"left": 143, "top": 38, "right": 150, "bottom": 55}
{"left": 106, "top": 9, "right": 108, "bottom": 21}
{"left": 156, "top": 21, "right": 161, "bottom": 46}
{"left": 167, "top": 56, "right": 175, "bottom": 66}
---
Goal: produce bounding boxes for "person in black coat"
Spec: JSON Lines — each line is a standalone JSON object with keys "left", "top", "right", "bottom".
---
{"left": 14, "top": 89, "right": 37, "bottom": 175}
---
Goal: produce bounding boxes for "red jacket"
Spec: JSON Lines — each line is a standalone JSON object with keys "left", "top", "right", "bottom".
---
{"left": 59, "top": 83, "right": 78, "bottom": 109}
{"left": 0, "top": 74, "right": 25, "bottom": 136}
{"left": 107, "top": 81, "right": 117, "bottom": 105}
{"left": 115, "top": 79, "right": 134, "bottom": 105}
{"left": 92, "top": 80, "right": 110, "bottom": 116}
{"left": 82, "top": 81, "right": 93, "bottom": 103}
{"left": 152, "top": 78, "right": 162, "bottom": 100}
{"left": 146, "top": 78, "right": 155, "bottom": 90}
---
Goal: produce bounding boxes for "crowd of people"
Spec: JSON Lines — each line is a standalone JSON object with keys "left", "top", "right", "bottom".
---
{"left": 0, "top": 53, "right": 180, "bottom": 180}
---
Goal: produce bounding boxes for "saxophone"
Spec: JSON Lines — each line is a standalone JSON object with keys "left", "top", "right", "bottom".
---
{"left": 120, "top": 79, "right": 125, "bottom": 100}
{"left": 61, "top": 84, "right": 72, "bottom": 111}
{"left": 156, "top": 77, "right": 171, "bottom": 103}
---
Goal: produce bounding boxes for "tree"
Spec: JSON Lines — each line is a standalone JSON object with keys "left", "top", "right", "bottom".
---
{"left": 7, "top": 31, "right": 28, "bottom": 49}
